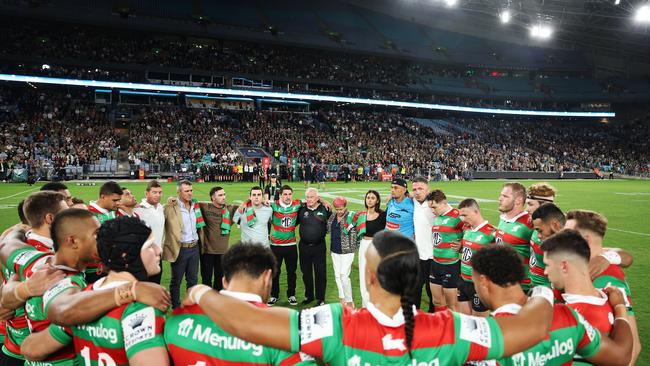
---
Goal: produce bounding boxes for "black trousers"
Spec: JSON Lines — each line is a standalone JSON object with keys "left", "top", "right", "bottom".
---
{"left": 271, "top": 245, "right": 298, "bottom": 298}
{"left": 299, "top": 242, "right": 327, "bottom": 301}
{"left": 415, "top": 259, "right": 434, "bottom": 312}
{"left": 200, "top": 253, "right": 224, "bottom": 290}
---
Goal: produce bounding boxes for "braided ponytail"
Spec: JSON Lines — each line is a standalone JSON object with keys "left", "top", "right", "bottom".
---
{"left": 401, "top": 293, "right": 416, "bottom": 358}
{"left": 373, "top": 230, "right": 420, "bottom": 358}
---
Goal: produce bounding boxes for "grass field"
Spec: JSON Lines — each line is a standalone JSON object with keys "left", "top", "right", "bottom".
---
{"left": 0, "top": 179, "right": 647, "bottom": 362}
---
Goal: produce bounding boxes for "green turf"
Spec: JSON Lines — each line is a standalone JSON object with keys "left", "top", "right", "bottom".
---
{"left": 0, "top": 179, "right": 647, "bottom": 362}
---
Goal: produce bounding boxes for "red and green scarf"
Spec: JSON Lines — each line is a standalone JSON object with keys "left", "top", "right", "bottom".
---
{"left": 220, "top": 206, "right": 233, "bottom": 235}
{"left": 192, "top": 199, "right": 206, "bottom": 229}
{"left": 220, "top": 203, "right": 256, "bottom": 235}
{"left": 343, "top": 210, "right": 367, "bottom": 240}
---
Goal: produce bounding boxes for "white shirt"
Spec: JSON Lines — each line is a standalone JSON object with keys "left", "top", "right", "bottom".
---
{"left": 413, "top": 199, "right": 435, "bottom": 260}
{"left": 135, "top": 199, "right": 165, "bottom": 247}
{"left": 178, "top": 200, "right": 199, "bottom": 243}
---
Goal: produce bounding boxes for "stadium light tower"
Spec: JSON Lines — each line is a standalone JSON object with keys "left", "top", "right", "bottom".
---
{"left": 499, "top": 9, "right": 511, "bottom": 23}
{"left": 530, "top": 21, "right": 553, "bottom": 39}
{"left": 635, "top": 4, "right": 650, "bottom": 23}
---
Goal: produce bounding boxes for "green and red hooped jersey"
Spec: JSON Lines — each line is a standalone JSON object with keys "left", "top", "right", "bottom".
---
{"left": 44, "top": 278, "right": 167, "bottom": 366}
{"left": 288, "top": 303, "right": 506, "bottom": 366}
{"left": 592, "top": 264, "right": 633, "bottom": 315}
{"left": 563, "top": 292, "right": 614, "bottom": 337}
{"left": 1, "top": 246, "right": 45, "bottom": 359}
{"left": 18, "top": 252, "right": 82, "bottom": 366}
{"left": 485, "top": 303, "right": 602, "bottom": 366}
{"left": 460, "top": 222, "right": 496, "bottom": 282}
{"left": 86, "top": 203, "right": 114, "bottom": 277}
{"left": 165, "top": 303, "right": 315, "bottom": 366}
{"left": 495, "top": 212, "right": 534, "bottom": 288}
{"left": 528, "top": 231, "right": 551, "bottom": 288}
{"left": 270, "top": 200, "right": 303, "bottom": 246}
{"left": 432, "top": 208, "right": 465, "bottom": 264}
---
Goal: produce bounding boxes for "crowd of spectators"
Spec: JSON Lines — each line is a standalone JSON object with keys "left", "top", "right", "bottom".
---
{"left": 1, "top": 89, "right": 648, "bottom": 180}
{"left": 0, "top": 90, "right": 118, "bottom": 177}
{"left": 1, "top": 19, "right": 627, "bottom": 113}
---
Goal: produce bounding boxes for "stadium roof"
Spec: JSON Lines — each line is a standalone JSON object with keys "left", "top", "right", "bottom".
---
{"left": 351, "top": 0, "right": 650, "bottom": 61}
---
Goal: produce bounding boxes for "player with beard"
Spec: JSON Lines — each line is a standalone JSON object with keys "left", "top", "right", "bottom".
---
{"left": 457, "top": 198, "right": 495, "bottom": 316}
{"left": 181, "top": 230, "right": 556, "bottom": 366}
{"left": 116, "top": 187, "right": 139, "bottom": 218}
{"left": 495, "top": 182, "right": 534, "bottom": 292}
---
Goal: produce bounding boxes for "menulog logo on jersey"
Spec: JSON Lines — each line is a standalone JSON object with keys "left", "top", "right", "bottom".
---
{"left": 176, "top": 317, "right": 263, "bottom": 356}
{"left": 512, "top": 338, "right": 574, "bottom": 366}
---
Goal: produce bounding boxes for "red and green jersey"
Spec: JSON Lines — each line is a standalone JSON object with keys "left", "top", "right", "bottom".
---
{"left": 432, "top": 208, "right": 465, "bottom": 264}
{"left": 25, "top": 232, "right": 54, "bottom": 254}
{"left": 460, "top": 221, "right": 496, "bottom": 282}
{"left": 2, "top": 246, "right": 45, "bottom": 359}
{"left": 489, "top": 303, "right": 602, "bottom": 366}
{"left": 87, "top": 202, "right": 117, "bottom": 224}
{"left": 270, "top": 200, "right": 302, "bottom": 246}
{"left": 528, "top": 231, "right": 550, "bottom": 288}
{"left": 19, "top": 252, "right": 83, "bottom": 366}
{"left": 563, "top": 292, "right": 614, "bottom": 337}
{"left": 288, "top": 303, "right": 505, "bottom": 366}
{"left": 165, "top": 292, "right": 314, "bottom": 366}
{"left": 66, "top": 279, "right": 166, "bottom": 366}
{"left": 592, "top": 264, "right": 633, "bottom": 315}
{"left": 495, "top": 212, "right": 534, "bottom": 289}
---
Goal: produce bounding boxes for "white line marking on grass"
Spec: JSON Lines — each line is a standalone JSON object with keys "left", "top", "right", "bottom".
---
{"left": 0, "top": 204, "right": 16, "bottom": 210}
{"left": 0, "top": 187, "right": 39, "bottom": 201}
{"left": 319, "top": 192, "right": 364, "bottom": 205}
{"left": 614, "top": 192, "right": 650, "bottom": 196}
{"left": 608, "top": 228, "right": 650, "bottom": 237}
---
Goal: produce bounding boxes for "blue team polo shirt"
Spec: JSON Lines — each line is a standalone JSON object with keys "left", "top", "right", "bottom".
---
{"left": 385, "top": 196, "right": 415, "bottom": 238}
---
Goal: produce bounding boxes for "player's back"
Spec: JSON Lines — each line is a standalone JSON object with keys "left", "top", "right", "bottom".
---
{"left": 299, "top": 304, "right": 504, "bottom": 366}
{"left": 166, "top": 303, "right": 310, "bottom": 366}
{"left": 491, "top": 304, "right": 601, "bottom": 366}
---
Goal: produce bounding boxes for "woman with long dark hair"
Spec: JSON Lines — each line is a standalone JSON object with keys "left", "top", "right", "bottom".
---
{"left": 184, "top": 230, "right": 553, "bottom": 366}
{"left": 358, "top": 189, "right": 386, "bottom": 306}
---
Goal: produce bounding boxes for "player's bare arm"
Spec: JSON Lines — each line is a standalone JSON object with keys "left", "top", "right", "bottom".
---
{"left": 47, "top": 282, "right": 170, "bottom": 326}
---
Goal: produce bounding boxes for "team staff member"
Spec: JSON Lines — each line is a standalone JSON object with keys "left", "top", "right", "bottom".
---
{"left": 411, "top": 176, "right": 434, "bottom": 311}
{"left": 385, "top": 178, "right": 414, "bottom": 238}
{"left": 198, "top": 186, "right": 238, "bottom": 290}
{"left": 164, "top": 180, "right": 204, "bottom": 308}
{"left": 167, "top": 243, "right": 314, "bottom": 366}
{"left": 183, "top": 230, "right": 556, "bottom": 366}
{"left": 297, "top": 188, "right": 331, "bottom": 305}
{"left": 135, "top": 180, "right": 165, "bottom": 284}
{"left": 327, "top": 197, "right": 358, "bottom": 308}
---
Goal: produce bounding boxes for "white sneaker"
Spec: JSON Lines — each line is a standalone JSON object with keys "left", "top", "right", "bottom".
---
{"left": 267, "top": 297, "right": 278, "bottom": 306}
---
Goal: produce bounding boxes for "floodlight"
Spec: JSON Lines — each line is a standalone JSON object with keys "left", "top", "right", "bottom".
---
{"left": 635, "top": 4, "right": 650, "bottom": 23}
{"left": 500, "top": 9, "right": 511, "bottom": 23}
